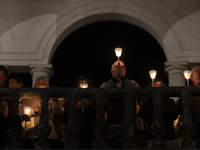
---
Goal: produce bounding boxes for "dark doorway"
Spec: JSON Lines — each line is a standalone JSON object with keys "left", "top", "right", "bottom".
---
{"left": 50, "top": 21, "right": 167, "bottom": 87}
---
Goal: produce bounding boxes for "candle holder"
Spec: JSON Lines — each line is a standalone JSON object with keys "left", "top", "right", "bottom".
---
{"left": 80, "top": 83, "right": 88, "bottom": 89}
{"left": 183, "top": 70, "right": 191, "bottom": 86}
{"left": 115, "top": 47, "right": 122, "bottom": 62}
{"left": 23, "top": 106, "right": 32, "bottom": 133}
{"left": 149, "top": 70, "right": 157, "bottom": 87}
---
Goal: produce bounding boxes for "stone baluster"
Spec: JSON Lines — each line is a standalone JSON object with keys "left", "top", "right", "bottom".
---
{"left": 181, "top": 92, "right": 196, "bottom": 148}
{"left": 121, "top": 93, "right": 137, "bottom": 148}
{"left": 6, "top": 93, "right": 23, "bottom": 149}
{"left": 93, "top": 94, "right": 107, "bottom": 149}
{"left": 150, "top": 93, "right": 166, "bottom": 148}
{"left": 35, "top": 93, "right": 52, "bottom": 149}
{"left": 64, "top": 93, "right": 80, "bottom": 149}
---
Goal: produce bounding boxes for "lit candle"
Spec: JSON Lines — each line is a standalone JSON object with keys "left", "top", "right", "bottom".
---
{"left": 24, "top": 106, "right": 32, "bottom": 116}
{"left": 115, "top": 47, "right": 122, "bottom": 61}
{"left": 149, "top": 70, "right": 157, "bottom": 86}
{"left": 80, "top": 83, "right": 88, "bottom": 89}
{"left": 23, "top": 106, "right": 32, "bottom": 133}
{"left": 183, "top": 70, "right": 191, "bottom": 86}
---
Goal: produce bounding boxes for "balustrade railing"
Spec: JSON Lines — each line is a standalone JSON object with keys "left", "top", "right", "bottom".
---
{"left": 0, "top": 86, "right": 200, "bottom": 149}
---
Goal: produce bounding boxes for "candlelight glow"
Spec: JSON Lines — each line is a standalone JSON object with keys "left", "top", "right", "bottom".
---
{"left": 80, "top": 83, "right": 88, "bottom": 88}
{"left": 149, "top": 70, "right": 157, "bottom": 79}
{"left": 24, "top": 106, "right": 32, "bottom": 116}
{"left": 183, "top": 70, "right": 191, "bottom": 80}
{"left": 115, "top": 47, "right": 122, "bottom": 61}
{"left": 115, "top": 47, "right": 122, "bottom": 57}
{"left": 183, "top": 70, "right": 191, "bottom": 86}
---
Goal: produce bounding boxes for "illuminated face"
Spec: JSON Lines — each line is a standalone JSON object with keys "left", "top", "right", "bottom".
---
{"left": 111, "top": 61, "right": 126, "bottom": 77}
{"left": 0, "top": 100, "right": 9, "bottom": 118}
{"left": 34, "top": 78, "right": 48, "bottom": 88}
{"left": 153, "top": 81, "right": 165, "bottom": 87}
{"left": 9, "top": 79, "right": 22, "bottom": 88}
{"left": 78, "top": 80, "right": 88, "bottom": 88}
{"left": 0, "top": 70, "right": 7, "bottom": 88}
{"left": 191, "top": 67, "right": 200, "bottom": 86}
{"left": 58, "top": 98, "right": 66, "bottom": 106}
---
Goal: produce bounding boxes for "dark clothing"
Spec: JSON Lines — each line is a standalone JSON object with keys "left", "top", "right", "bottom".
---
{"left": 101, "top": 77, "right": 139, "bottom": 148}
{"left": 62, "top": 101, "right": 96, "bottom": 149}
{"left": 139, "top": 97, "right": 178, "bottom": 140}
{"left": 77, "top": 106, "right": 96, "bottom": 149}
{"left": 62, "top": 76, "right": 96, "bottom": 149}
{"left": 176, "top": 96, "right": 200, "bottom": 143}
{"left": 101, "top": 77, "right": 138, "bottom": 125}
{"left": 106, "top": 97, "right": 125, "bottom": 125}
{"left": 0, "top": 114, "right": 22, "bottom": 149}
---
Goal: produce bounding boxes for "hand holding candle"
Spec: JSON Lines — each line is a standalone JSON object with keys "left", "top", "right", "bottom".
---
{"left": 79, "top": 81, "right": 89, "bottom": 111}
{"left": 24, "top": 106, "right": 32, "bottom": 116}
{"left": 77, "top": 99, "right": 89, "bottom": 111}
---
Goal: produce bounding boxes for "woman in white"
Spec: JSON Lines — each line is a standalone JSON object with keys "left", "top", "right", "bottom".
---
{"left": 20, "top": 77, "right": 61, "bottom": 148}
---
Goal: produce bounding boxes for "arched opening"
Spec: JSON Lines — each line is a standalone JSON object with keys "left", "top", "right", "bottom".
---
{"left": 50, "top": 21, "right": 167, "bottom": 87}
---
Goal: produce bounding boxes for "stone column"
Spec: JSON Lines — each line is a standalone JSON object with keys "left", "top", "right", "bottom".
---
{"left": 29, "top": 64, "right": 53, "bottom": 87}
{"left": 165, "top": 62, "right": 188, "bottom": 86}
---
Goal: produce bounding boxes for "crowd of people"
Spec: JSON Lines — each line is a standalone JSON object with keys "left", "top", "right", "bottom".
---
{"left": 0, "top": 63, "right": 200, "bottom": 149}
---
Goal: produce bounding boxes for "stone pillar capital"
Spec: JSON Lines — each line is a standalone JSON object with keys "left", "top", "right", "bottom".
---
{"left": 29, "top": 64, "right": 53, "bottom": 87}
{"left": 165, "top": 65, "right": 187, "bottom": 75}
{"left": 164, "top": 62, "right": 188, "bottom": 86}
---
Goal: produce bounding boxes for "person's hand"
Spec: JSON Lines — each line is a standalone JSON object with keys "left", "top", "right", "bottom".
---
{"left": 113, "top": 62, "right": 123, "bottom": 79}
{"left": 77, "top": 99, "right": 89, "bottom": 109}
{"left": 34, "top": 106, "right": 41, "bottom": 113}
{"left": 21, "top": 114, "right": 30, "bottom": 121}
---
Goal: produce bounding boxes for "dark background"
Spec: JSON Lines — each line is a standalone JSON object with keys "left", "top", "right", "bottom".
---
{"left": 7, "top": 21, "right": 168, "bottom": 88}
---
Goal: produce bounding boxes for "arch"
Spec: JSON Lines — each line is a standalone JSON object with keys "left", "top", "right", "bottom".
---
{"left": 40, "top": 2, "right": 182, "bottom": 64}
{"left": 0, "top": 1, "right": 199, "bottom": 71}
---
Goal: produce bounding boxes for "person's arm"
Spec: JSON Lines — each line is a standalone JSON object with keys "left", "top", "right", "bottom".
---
{"left": 138, "top": 98, "right": 153, "bottom": 121}
{"left": 100, "top": 79, "right": 116, "bottom": 88}
{"left": 0, "top": 114, "right": 29, "bottom": 130}
{"left": 124, "top": 78, "right": 139, "bottom": 87}
{"left": 51, "top": 98, "right": 62, "bottom": 114}
{"left": 162, "top": 98, "right": 178, "bottom": 121}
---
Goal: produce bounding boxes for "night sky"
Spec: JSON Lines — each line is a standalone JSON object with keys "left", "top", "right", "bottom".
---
{"left": 8, "top": 21, "right": 168, "bottom": 88}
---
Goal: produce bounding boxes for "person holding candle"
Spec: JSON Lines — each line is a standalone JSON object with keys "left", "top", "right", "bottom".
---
{"left": 63, "top": 76, "right": 96, "bottom": 149}
{"left": 20, "top": 77, "right": 61, "bottom": 149}
{"left": 100, "top": 60, "right": 139, "bottom": 148}
{"left": 139, "top": 78, "right": 178, "bottom": 143}
{"left": 176, "top": 66, "right": 200, "bottom": 147}
{"left": 53, "top": 97, "right": 66, "bottom": 149}
{"left": 0, "top": 100, "right": 30, "bottom": 149}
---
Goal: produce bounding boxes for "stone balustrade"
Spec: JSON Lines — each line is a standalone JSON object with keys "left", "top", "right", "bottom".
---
{"left": 1, "top": 86, "right": 199, "bottom": 149}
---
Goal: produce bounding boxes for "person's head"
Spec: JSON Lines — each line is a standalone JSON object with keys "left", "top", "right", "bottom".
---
{"left": 150, "top": 77, "right": 167, "bottom": 87}
{"left": 73, "top": 76, "right": 93, "bottom": 88}
{"left": 191, "top": 66, "right": 200, "bottom": 86}
{"left": 153, "top": 81, "right": 165, "bottom": 87}
{"left": 34, "top": 77, "right": 49, "bottom": 88}
{"left": 58, "top": 98, "right": 66, "bottom": 107}
{"left": 0, "top": 100, "right": 9, "bottom": 118}
{"left": 0, "top": 65, "right": 9, "bottom": 88}
{"left": 9, "top": 77, "right": 24, "bottom": 88}
{"left": 111, "top": 61, "right": 126, "bottom": 77}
